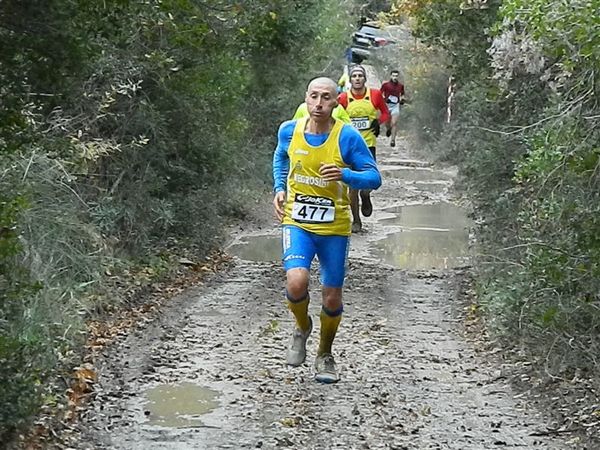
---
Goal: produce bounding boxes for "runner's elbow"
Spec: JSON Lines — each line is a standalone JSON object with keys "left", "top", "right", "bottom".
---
{"left": 374, "top": 177, "right": 382, "bottom": 190}
{"left": 370, "top": 173, "right": 382, "bottom": 190}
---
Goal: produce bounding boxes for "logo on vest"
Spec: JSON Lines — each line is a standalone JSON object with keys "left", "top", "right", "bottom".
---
{"left": 295, "top": 149, "right": 309, "bottom": 155}
{"left": 296, "top": 194, "right": 334, "bottom": 206}
{"left": 293, "top": 174, "right": 329, "bottom": 188}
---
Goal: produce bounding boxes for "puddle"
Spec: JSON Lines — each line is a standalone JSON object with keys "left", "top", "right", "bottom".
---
{"left": 144, "top": 382, "right": 219, "bottom": 428}
{"left": 374, "top": 203, "right": 472, "bottom": 269}
{"left": 411, "top": 181, "right": 449, "bottom": 193}
{"left": 381, "top": 203, "right": 471, "bottom": 229}
{"left": 382, "top": 159, "right": 432, "bottom": 168}
{"left": 227, "top": 234, "right": 281, "bottom": 262}
{"left": 374, "top": 229, "right": 470, "bottom": 269}
{"left": 380, "top": 167, "right": 453, "bottom": 182}
{"left": 201, "top": 307, "right": 226, "bottom": 317}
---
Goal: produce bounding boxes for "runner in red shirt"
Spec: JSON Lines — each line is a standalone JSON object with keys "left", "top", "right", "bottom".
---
{"left": 338, "top": 65, "right": 390, "bottom": 233}
{"left": 380, "top": 70, "right": 405, "bottom": 148}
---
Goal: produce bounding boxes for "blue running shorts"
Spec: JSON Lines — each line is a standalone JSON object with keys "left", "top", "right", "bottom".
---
{"left": 282, "top": 225, "right": 350, "bottom": 288}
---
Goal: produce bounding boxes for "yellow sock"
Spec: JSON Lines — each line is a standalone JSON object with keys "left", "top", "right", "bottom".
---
{"left": 318, "top": 306, "right": 343, "bottom": 355}
{"left": 287, "top": 293, "right": 311, "bottom": 332}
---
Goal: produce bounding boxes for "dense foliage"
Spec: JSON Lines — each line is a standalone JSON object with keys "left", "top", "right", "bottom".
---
{"left": 0, "top": 0, "right": 354, "bottom": 440}
{"left": 393, "top": 0, "right": 600, "bottom": 372}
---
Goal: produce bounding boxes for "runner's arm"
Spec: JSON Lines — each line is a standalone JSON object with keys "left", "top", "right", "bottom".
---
{"left": 372, "top": 90, "right": 391, "bottom": 125}
{"left": 339, "top": 126, "right": 382, "bottom": 190}
{"left": 272, "top": 121, "right": 294, "bottom": 193}
{"left": 380, "top": 82, "right": 389, "bottom": 100}
{"left": 400, "top": 83, "right": 406, "bottom": 103}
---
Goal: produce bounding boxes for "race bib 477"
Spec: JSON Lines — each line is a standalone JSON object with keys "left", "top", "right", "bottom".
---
{"left": 291, "top": 194, "right": 335, "bottom": 223}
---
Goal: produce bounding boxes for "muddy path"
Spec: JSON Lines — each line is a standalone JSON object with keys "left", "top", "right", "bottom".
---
{"left": 62, "top": 117, "right": 580, "bottom": 449}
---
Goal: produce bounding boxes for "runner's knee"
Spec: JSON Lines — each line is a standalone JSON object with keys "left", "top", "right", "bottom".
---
{"left": 286, "top": 268, "right": 309, "bottom": 298}
{"left": 322, "top": 287, "right": 343, "bottom": 310}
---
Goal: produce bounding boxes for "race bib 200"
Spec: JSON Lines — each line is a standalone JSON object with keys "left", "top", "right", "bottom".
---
{"left": 351, "top": 116, "right": 370, "bottom": 131}
{"left": 291, "top": 194, "right": 335, "bottom": 223}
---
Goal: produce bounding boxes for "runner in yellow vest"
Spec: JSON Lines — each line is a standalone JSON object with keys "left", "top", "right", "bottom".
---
{"left": 337, "top": 71, "right": 350, "bottom": 93}
{"left": 338, "top": 65, "right": 390, "bottom": 233}
{"left": 273, "top": 77, "right": 381, "bottom": 383}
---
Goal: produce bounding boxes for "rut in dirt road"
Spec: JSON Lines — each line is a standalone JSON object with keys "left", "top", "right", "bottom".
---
{"left": 67, "top": 131, "right": 575, "bottom": 449}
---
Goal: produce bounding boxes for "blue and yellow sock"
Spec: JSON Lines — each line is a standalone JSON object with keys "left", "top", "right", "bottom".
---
{"left": 318, "top": 305, "right": 343, "bottom": 355}
{"left": 286, "top": 291, "right": 311, "bottom": 332}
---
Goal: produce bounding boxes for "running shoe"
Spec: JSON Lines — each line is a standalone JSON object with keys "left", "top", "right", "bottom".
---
{"left": 352, "top": 221, "right": 362, "bottom": 233}
{"left": 286, "top": 317, "right": 312, "bottom": 366}
{"left": 314, "top": 353, "right": 339, "bottom": 383}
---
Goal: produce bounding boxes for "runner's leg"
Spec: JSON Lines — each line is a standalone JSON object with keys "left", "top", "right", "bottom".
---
{"left": 319, "top": 291, "right": 343, "bottom": 355}
{"left": 359, "top": 146, "right": 376, "bottom": 217}
{"left": 350, "top": 188, "right": 361, "bottom": 232}
{"left": 282, "top": 226, "right": 316, "bottom": 331}
{"left": 390, "top": 106, "right": 400, "bottom": 147}
{"left": 286, "top": 270, "right": 311, "bottom": 331}
{"left": 315, "top": 234, "right": 348, "bottom": 355}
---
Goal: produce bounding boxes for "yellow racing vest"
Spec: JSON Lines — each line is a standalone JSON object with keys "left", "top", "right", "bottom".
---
{"left": 282, "top": 118, "right": 351, "bottom": 236}
{"left": 347, "top": 88, "right": 378, "bottom": 147}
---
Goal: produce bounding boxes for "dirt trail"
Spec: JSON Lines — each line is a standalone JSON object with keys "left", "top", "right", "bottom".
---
{"left": 64, "top": 117, "right": 579, "bottom": 449}
{"left": 57, "top": 61, "right": 582, "bottom": 449}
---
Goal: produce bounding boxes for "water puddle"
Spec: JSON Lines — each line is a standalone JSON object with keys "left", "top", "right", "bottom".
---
{"left": 410, "top": 181, "right": 449, "bottom": 193}
{"left": 374, "top": 229, "right": 470, "bottom": 269}
{"left": 379, "top": 167, "right": 453, "bottom": 182}
{"left": 227, "top": 234, "right": 280, "bottom": 262}
{"left": 381, "top": 203, "right": 471, "bottom": 229}
{"left": 374, "top": 203, "right": 472, "bottom": 269}
{"left": 383, "top": 159, "right": 432, "bottom": 168}
{"left": 144, "top": 382, "right": 220, "bottom": 428}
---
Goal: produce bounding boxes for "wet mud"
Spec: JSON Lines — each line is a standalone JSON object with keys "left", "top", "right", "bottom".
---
{"left": 64, "top": 126, "right": 582, "bottom": 449}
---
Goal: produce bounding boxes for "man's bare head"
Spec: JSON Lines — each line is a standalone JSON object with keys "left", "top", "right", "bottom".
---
{"left": 306, "top": 77, "right": 338, "bottom": 96}
{"left": 305, "top": 77, "right": 338, "bottom": 122}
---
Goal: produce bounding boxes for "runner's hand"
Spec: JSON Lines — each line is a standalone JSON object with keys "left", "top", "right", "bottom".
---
{"left": 273, "top": 191, "right": 286, "bottom": 221}
{"left": 319, "top": 163, "right": 342, "bottom": 182}
{"left": 370, "top": 118, "right": 380, "bottom": 136}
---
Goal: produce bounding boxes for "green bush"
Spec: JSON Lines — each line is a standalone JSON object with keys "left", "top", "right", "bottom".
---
{"left": 394, "top": 0, "right": 600, "bottom": 372}
{"left": 0, "top": 0, "right": 357, "bottom": 440}
{"left": 0, "top": 337, "right": 48, "bottom": 438}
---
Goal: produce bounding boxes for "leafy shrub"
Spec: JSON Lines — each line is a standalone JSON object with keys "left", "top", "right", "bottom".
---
{"left": 392, "top": 0, "right": 600, "bottom": 373}
{"left": 0, "top": 0, "right": 357, "bottom": 440}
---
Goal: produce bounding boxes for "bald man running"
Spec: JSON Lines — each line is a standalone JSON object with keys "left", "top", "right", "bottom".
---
{"left": 273, "top": 77, "right": 382, "bottom": 383}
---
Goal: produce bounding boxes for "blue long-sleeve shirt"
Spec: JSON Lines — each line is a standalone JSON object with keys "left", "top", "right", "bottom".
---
{"left": 272, "top": 120, "right": 382, "bottom": 193}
